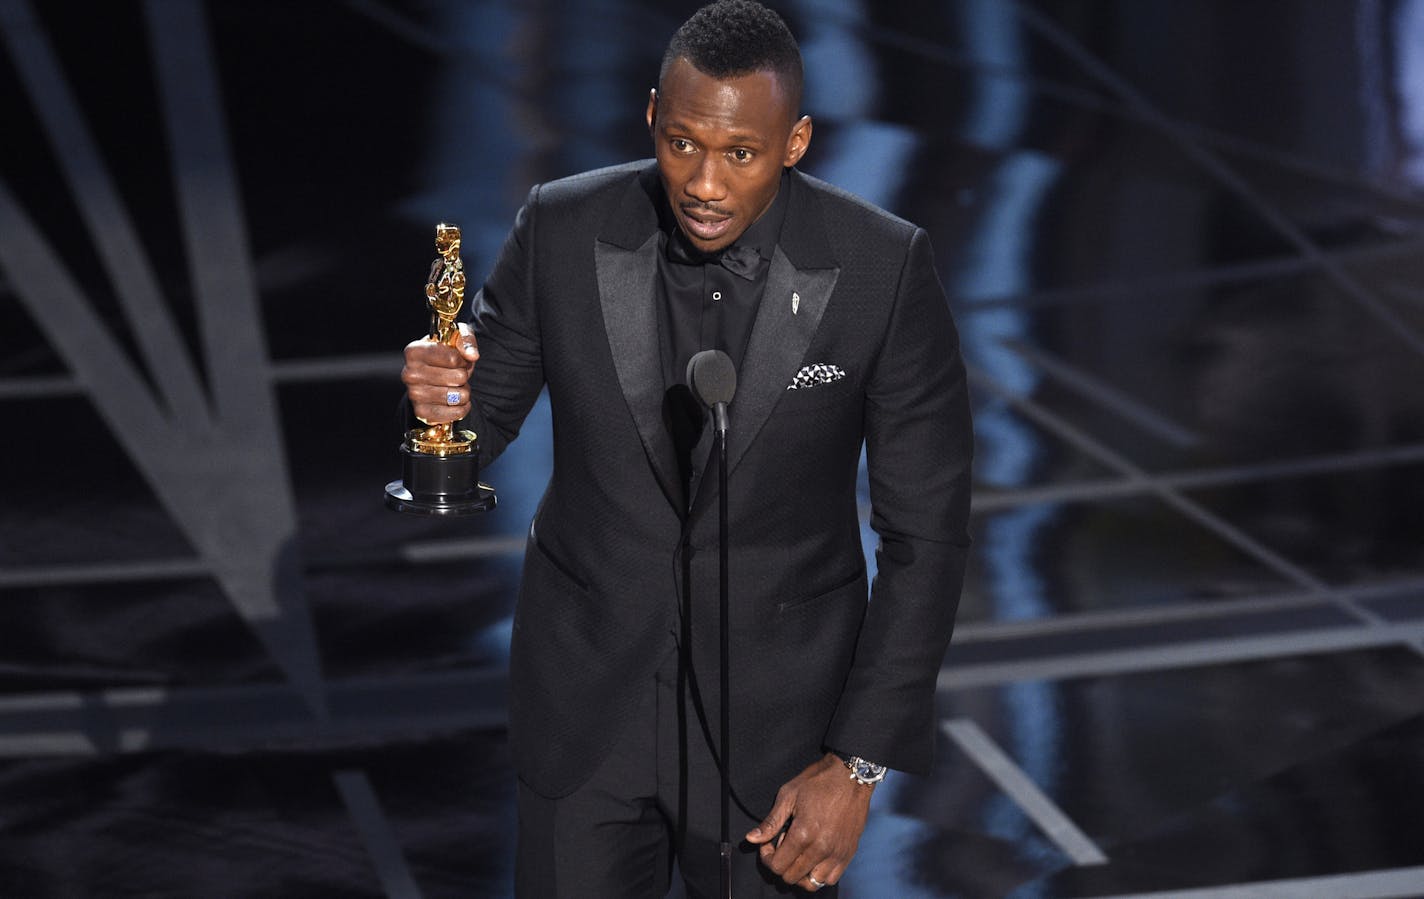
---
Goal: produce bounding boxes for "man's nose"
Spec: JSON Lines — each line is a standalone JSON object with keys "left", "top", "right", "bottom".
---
{"left": 685, "top": 155, "right": 727, "bottom": 203}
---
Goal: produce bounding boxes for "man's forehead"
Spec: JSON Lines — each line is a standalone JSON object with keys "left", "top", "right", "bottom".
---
{"left": 656, "top": 61, "right": 796, "bottom": 127}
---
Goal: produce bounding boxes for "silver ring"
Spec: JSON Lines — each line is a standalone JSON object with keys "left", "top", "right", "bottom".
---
{"left": 446, "top": 390, "right": 462, "bottom": 406}
{"left": 807, "top": 875, "right": 826, "bottom": 889}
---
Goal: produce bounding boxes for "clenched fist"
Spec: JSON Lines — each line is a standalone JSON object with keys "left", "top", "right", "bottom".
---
{"left": 402, "top": 322, "right": 479, "bottom": 425}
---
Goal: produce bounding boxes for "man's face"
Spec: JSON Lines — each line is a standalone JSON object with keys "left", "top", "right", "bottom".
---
{"left": 647, "top": 57, "right": 812, "bottom": 254}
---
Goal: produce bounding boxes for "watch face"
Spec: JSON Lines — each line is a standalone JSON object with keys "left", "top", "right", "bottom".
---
{"left": 849, "top": 757, "right": 886, "bottom": 784}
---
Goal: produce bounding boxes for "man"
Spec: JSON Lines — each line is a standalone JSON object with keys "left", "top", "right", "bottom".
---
{"left": 402, "top": 1, "right": 972, "bottom": 894}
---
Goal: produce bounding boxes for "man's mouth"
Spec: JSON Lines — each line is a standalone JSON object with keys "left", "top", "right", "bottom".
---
{"left": 681, "top": 207, "right": 733, "bottom": 241}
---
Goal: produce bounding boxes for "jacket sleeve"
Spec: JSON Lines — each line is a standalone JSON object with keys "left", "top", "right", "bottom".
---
{"left": 823, "top": 226, "right": 973, "bottom": 775}
{"left": 461, "top": 185, "right": 548, "bottom": 469}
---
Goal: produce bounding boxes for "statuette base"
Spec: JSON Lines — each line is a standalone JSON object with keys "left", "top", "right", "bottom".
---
{"left": 384, "top": 440, "right": 496, "bottom": 516}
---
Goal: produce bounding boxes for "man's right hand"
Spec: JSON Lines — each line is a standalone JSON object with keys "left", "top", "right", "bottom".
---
{"left": 402, "top": 322, "right": 479, "bottom": 424}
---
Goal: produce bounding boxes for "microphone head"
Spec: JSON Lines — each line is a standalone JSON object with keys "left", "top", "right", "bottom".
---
{"left": 686, "top": 349, "right": 737, "bottom": 408}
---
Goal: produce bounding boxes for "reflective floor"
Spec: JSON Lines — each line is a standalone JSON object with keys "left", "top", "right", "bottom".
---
{"left": 3, "top": 1, "right": 1424, "bottom": 896}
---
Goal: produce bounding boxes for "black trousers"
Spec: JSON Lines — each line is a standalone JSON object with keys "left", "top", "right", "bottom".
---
{"left": 514, "top": 646, "right": 831, "bottom": 898}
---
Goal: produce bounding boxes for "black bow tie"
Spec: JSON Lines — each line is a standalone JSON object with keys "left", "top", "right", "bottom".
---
{"left": 667, "top": 234, "right": 761, "bottom": 281}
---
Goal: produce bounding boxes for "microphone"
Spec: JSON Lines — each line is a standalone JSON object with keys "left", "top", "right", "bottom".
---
{"left": 686, "top": 349, "right": 737, "bottom": 435}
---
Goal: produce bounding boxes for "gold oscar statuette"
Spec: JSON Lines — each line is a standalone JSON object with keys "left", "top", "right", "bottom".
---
{"left": 384, "top": 223, "right": 497, "bottom": 515}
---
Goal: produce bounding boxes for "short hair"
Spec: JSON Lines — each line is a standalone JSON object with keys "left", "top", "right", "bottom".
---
{"left": 660, "top": 0, "right": 803, "bottom": 112}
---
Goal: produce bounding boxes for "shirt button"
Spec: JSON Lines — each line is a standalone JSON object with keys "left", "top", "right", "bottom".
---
{"left": 711, "top": 291, "right": 722, "bottom": 301}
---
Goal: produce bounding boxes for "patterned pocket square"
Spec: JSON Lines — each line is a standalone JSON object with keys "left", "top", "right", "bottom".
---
{"left": 787, "top": 362, "right": 846, "bottom": 390}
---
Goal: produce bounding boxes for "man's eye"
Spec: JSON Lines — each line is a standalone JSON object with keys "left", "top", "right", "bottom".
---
{"left": 672, "top": 139, "right": 694, "bottom": 154}
{"left": 731, "top": 149, "right": 753, "bottom": 163}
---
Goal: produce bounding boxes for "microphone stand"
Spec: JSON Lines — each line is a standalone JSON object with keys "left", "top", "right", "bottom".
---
{"left": 686, "top": 350, "right": 737, "bottom": 899}
{"left": 714, "top": 402, "right": 731, "bottom": 899}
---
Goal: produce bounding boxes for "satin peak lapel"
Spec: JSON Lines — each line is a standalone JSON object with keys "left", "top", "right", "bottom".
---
{"left": 727, "top": 248, "right": 838, "bottom": 476}
{"left": 596, "top": 233, "right": 681, "bottom": 513}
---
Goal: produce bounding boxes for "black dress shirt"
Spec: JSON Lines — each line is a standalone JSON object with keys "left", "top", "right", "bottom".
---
{"left": 655, "top": 171, "right": 790, "bottom": 502}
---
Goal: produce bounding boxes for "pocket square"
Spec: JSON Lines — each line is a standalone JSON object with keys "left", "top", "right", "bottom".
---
{"left": 787, "top": 362, "right": 846, "bottom": 390}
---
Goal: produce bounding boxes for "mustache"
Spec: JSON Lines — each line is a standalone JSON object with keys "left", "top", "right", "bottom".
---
{"left": 680, "top": 203, "right": 732, "bottom": 218}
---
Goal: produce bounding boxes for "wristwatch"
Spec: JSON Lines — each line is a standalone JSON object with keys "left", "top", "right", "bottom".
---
{"left": 835, "top": 752, "right": 887, "bottom": 786}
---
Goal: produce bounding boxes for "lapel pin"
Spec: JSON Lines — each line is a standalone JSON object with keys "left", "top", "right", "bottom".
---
{"left": 792, "top": 291, "right": 801, "bottom": 315}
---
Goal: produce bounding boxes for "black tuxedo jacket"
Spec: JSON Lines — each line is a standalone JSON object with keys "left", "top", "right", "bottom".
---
{"left": 465, "top": 160, "right": 972, "bottom": 814}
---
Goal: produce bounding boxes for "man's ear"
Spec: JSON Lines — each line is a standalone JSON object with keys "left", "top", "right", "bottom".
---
{"left": 783, "top": 115, "right": 813, "bottom": 167}
{"left": 646, "top": 88, "right": 658, "bottom": 132}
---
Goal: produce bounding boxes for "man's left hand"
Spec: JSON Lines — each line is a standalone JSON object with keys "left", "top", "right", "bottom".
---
{"left": 744, "top": 752, "right": 873, "bottom": 890}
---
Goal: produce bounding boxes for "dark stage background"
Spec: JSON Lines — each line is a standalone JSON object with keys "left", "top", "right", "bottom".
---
{"left": 4, "top": 1, "right": 1424, "bottom": 896}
